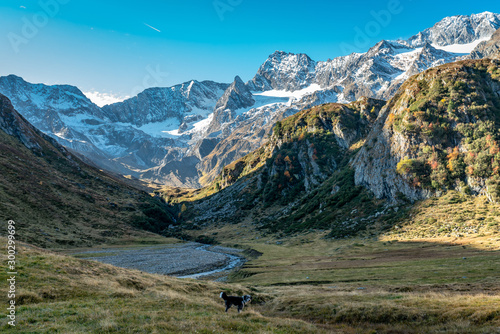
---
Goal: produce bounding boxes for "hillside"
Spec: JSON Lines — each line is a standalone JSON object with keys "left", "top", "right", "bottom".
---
{"left": 354, "top": 58, "right": 500, "bottom": 202}
{"left": 0, "top": 94, "right": 176, "bottom": 249}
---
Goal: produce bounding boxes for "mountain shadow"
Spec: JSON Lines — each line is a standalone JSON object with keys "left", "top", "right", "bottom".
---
{"left": 0, "top": 94, "right": 176, "bottom": 249}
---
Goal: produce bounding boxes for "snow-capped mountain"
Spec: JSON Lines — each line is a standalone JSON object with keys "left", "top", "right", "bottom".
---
{"left": 0, "top": 75, "right": 227, "bottom": 187}
{"left": 243, "top": 13, "right": 500, "bottom": 102}
{"left": 0, "top": 75, "right": 111, "bottom": 157}
{"left": 102, "top": 80, "right": 228, "bottom": 126}
{"left": 247, "top": 51, "right": 317, "bottom": 92}
{"left": 407, "top": 11, "right": 500, "bottom": 47}
{"left": 1, "top": 12, "right": 499, "bottom": 188}
{"left": 192, "top": 12, "right": 500, "bottom": 183}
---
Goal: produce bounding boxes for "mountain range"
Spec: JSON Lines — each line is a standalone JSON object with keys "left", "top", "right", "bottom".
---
{"left": 1, "top": 12, "right": 499, "bottom": 190}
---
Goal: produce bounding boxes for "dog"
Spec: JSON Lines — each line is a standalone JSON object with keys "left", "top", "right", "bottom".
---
{"left": 220, "top": 292, "right": 251, "bottom": 313}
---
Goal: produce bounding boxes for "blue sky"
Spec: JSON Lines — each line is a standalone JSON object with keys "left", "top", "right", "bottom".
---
{"left": 1, "top": 0, "right": 499, "bottom": 105}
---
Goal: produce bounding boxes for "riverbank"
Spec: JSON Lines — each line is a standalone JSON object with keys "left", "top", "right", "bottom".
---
{"left": 71, "top": 242, "right": 246, "bottom": 280}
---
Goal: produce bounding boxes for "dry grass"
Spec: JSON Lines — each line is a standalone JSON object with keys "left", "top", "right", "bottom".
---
{"left": 384, "top": 192, "right": 500, "bottom": 242}
{"left": 0, "top": 239, "right": 327, "bottom": 333}
{"left": 222, "top": 229, "right": 500, "bottom": 333}
{"left": 256, "top": 286, "right": 500, "bottom": 333}
{"left": 2, "top": 231, "right": 499, "bottom": 333}
{"left": 3, "top": 190, "right": 500, "bottom": 333}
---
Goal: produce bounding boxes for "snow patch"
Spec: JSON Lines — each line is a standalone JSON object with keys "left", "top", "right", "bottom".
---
{"left": 137, "top": 119, "right": 181, "bottom": 138}
{"left": 432, "top": 38, "right": 490, "bottom": 54}
{"left": 253, "top": 84, "right": 322, "bottom": 99}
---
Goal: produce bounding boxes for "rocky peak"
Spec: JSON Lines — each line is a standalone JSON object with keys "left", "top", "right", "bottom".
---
{"left": 215, "top": 76, "right": 255, "bottom": 112}
{"left": 208, "top": 76, "right": 256, "bottom": 134}
{"left": 407, "top": 12, "right": 500, "bottom": 47}
{"left": 406, "top": 43, "right": 456, "bottom": 76}
{"left": 247, "top": 51, "right": 317, "bottom": 91}
{"left": 366, "top": 40, "right": 402, "bottom": 57}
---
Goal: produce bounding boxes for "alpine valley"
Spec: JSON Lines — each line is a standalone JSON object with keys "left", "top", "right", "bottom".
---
{"left": 2, "top": 10, "right": 500, "bottom": 334}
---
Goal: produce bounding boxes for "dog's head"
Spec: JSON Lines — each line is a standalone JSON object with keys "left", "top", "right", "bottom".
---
{"left": 242, "top": 295, "right": 252, "bottom": 304}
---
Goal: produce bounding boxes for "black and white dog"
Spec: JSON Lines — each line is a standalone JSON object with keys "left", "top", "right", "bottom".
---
{"left": 220, "top": 292, "right": 252, "bottom": 313}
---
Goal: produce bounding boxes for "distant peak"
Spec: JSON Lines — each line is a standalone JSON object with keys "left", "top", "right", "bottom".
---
{"left": 268, "top": 50, "right": 313, "bottom": 60}
{"left": 1, "top": 74, "right": 26, "bottom": 83}
{"left": 233, "top": 75, "right": 244, "bottom": 84}
{"left": 374, "top": 40, "right": 395, "bottom": 50}
{"left": 270, "top": 50, "right": 291, "bottom": 57}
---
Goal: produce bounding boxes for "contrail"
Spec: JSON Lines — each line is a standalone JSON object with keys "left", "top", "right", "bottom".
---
{"left": 144, "top": 23, "right": 161, "bottom": 33}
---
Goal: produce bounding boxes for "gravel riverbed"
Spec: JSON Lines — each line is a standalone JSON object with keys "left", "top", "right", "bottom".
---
{"left": 74, "top": 242, "right": 246, "bottom": 279}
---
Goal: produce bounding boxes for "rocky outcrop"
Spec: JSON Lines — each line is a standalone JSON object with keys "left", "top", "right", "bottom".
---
{"left": 351, "top": 105, "right": 431, "bottom": 201}
{"left": 208, "top": 76, "right": 255, "bottom": 133}
{"left": 406, "top": 43, "right": 458, "bottom": 76}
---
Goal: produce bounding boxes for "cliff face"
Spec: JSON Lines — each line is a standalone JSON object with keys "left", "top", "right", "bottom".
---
{"left": 353, "top": 59, "right": 500, "bottom": 201}
{"left": 351, "top": 104, "right": 433, "bottom": 201}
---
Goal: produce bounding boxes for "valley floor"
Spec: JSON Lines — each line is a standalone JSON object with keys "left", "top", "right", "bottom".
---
{"left": 2, "top": 231, "right": 499, "bottom": 333}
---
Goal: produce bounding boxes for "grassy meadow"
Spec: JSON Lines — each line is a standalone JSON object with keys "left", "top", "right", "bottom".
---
{"left": 2, "top": 194, "right": 500, "bottom": 333}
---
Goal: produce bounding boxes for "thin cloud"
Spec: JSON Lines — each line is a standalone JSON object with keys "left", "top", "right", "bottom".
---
{"left": 20, "top": 5, "right": 26, "bottom": 9}
{"left": 143, "top": 23, "right": 161, "bottom": 33}
{"left": 84, "top": 91, "right": 129, "bottom": 107}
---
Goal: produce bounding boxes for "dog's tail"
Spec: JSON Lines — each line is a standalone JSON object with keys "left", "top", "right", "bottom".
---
{"left": 220, "top": 292, "right": 228, "bottom": 300}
